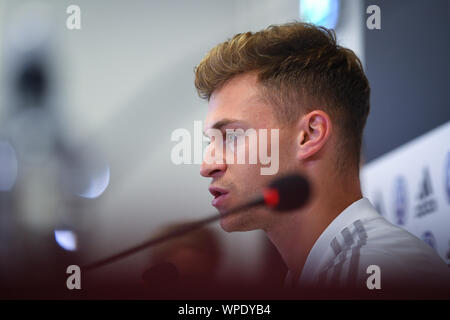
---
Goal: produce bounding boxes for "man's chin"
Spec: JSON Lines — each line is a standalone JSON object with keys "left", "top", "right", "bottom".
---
{"left": 219, "top": 215, "right": 254, "bottom": 232}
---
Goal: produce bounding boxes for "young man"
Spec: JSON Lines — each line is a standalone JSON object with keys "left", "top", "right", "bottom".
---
{"left": 195, "top": 22, "right": 450, "bottom": 297}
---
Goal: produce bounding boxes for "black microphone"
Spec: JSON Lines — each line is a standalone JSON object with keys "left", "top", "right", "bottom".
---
{"left": 82, "top": 173, "right": 310, "bottom": 272}
{"left": 263, "top": 173, "right": 310, "bottom": 211}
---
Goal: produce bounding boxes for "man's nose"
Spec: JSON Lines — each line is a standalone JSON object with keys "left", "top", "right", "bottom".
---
{"left": 200, "top": 144, "right": 227, "bottom": 178}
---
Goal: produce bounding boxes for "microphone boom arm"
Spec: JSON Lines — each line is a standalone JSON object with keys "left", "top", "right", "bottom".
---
{"left": 82, "top": 196, "right": 265, "bottom": 272}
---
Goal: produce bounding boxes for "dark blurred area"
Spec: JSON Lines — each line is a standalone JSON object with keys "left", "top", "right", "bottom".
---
{"left": 363, "top": 0, "right": 450, "bottom": 161}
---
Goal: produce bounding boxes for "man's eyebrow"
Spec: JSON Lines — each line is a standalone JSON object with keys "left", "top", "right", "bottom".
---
{"left": 203, "top": 119, "right": 247, "bottom": 135}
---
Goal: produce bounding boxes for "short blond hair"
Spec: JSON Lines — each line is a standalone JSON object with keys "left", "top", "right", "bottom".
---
{"left": 195, "top": 22, "right": 370, "bottom": 170}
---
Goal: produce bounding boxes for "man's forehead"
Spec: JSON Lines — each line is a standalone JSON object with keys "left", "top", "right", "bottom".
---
{"left": 204, "top": 87, "right": 271, "bottom": 130}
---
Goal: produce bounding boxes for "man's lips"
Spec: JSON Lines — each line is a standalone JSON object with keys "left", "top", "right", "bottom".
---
{"left": 208, "top": 186, "right": 230, "bottom": 208}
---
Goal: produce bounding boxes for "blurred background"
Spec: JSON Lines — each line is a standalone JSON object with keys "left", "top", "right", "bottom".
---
{"left": 0, "top": 0, "right": 448, "bottom": 298}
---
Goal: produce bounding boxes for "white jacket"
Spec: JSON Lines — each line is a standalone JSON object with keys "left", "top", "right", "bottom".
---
{"left": 285, "top": 198, "right": 450, "bottom": 293}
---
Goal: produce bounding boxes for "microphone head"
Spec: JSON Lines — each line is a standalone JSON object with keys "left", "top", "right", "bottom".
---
{"left": 263, "top": 173, "right": 310, "bottom": 211}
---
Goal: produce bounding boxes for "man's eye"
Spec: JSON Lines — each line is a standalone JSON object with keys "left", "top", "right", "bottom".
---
{"left": 226, "top": 133, "right": 238, "bottom": 144}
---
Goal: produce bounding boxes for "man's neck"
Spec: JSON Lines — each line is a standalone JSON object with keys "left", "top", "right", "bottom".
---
{"left": 265, "top": 176, "right": 363, "bottom": 279}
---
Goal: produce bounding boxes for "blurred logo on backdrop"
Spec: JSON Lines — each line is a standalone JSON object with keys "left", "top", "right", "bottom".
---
{"left": 414, "top": 167, "right": 437, "bottom": 218}
{"left": 362, "top": 122, "right": 450, "bottom": 265}
{"left": 421, "top": 231, "right": 437, "bottom": 251}
{"left": 393, "top": 176, "right": 408, "bottom": 226}
{"left": 445, "top": 151, "right": 450, "bottom": 204}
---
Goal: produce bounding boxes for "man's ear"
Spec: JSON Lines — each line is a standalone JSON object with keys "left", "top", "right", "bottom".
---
{"left": 296, "top": 110, "right": 333, "bottom": 161}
